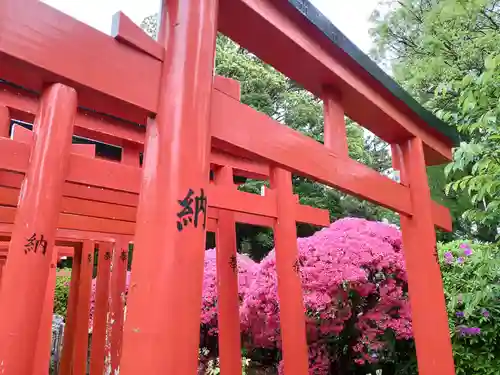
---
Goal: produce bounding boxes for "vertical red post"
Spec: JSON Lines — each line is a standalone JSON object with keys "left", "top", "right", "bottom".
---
{"left": 72, "top": 240, "right": 95, "bottom": 375}
{"left": 391, "top": 144, "right": 402, "bottom": 173}
{"left": 0, "top": 105, "right": 10, "bottom": 138}
{"left": 119, "top": 0, "right": 219, "bottom": 373}
{"left": 215, "top": 167, "right": 242, "bottom": 374}
{"left": 33, "top": 249, "right": 59, "bottom": 375}
{"left": 110, "top": 237, "right": 129, "bottom": 374}
{"left": 59, "top": 248, "right": 82, "bottom": 375}
{"left": 397, "top": 137, "right": 455, "bottom": 375}
{"left": 323, "top": 87, "right": 348, "bottom": 157}
{"left": 121, "top": 142, "right": 141, "bottom": 167}
{"left": 270, "top": 168, "right": 309, "bottom": 375}
{"left": 90, "top": 242, "right": 113, "bottom": 375}
{"left": 0, "top": 257, "right": 5, "bottom": 286}
{"left": 0, "top": 84, "right": 77, "bottom": 375}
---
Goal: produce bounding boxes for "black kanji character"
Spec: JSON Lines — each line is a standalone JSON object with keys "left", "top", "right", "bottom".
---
{"left": 24, "top": 233, "right": 37, "bottom": 254}
{"left": 176, "top": 189, "right": 195, "bottom": 232}
{"left": 88, "top": 253, "right": 92, "bottom": 263}
{"left": 228, "top": 255, "right": 237, "bottom": 273}
{"left": 37, "top": 235, "right": 48, "bottom": 255}
{"left": 194, "top": 188, "right": 207, "bottom": 229}
{"left": 104, "top": 251, "right": 111, "bottom": 261}
{"left": 24, "top": 233, "right": 48, "bottom": 255}
{"left": 120, "top": 250, "right": 127, "bottom": 262}
{"left": 292, "top": 259, "right": 300, "bottom": 274}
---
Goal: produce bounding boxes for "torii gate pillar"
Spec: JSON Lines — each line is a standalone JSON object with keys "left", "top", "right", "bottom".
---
{"left": 119, "top": 0, "right": 219, "bottom": 374}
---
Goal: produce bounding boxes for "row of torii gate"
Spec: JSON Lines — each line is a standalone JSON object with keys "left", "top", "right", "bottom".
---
{"left": 0, "top": 0, "right": 457, "bottom": 374}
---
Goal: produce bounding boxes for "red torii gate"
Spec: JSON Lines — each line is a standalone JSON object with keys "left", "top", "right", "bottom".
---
{"left": 0, "top": 1, "right": 456, "bottom": 375}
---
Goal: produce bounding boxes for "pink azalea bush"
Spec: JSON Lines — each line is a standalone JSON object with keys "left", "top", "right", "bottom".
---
{"left": 241, "top": 218, "right": 412, "bottom": 374}
{"left": 201, "top": 249, "right": 257, "bottom": 333}
{"left": 83, "top": 218, "right": 412, "bottom": 373}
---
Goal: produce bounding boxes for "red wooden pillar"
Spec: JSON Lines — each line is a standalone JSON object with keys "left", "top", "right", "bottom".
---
{"left": 122, "top": 142, "right": 141, "bottom": 167}
{"left": 215, "top": 167, "right": 242, "bottom": 374}
{"left": 0, "top": 105, "right": 9, "bottom": 138}
{"left": 34, "top": 249, "right": 59, "bottom": 375}
{"left": 323, "top": 87, "right": 348, "bottom": 157}
{"left": 59, "top": 248, "right": 82, "bottom": 375}
{"left": 90, "top": 242, "right": 113, "bottom": 375}
{"left": 396, "top": 138, "right": 455, "bottom": 375}
{"left": 271, "top": 168, "right": 309, "bottom": 375}
{"left": 110, "top": 237, "right": 129, "bottom": 374}
{"left": 119, "top": 0, "right": 219, "bottom": 373}
{"left": 0, "top": 257, "right": 5, "bottom": 286}
{"left": 0, "top": 84, "right": 77, "bottom": 375}
{"left": 72, "top": 241, "right": 95, "bottom": 375}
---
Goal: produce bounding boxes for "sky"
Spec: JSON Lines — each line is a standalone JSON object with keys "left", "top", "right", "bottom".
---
{"left": 42, "top": 0, "right": 379, "bottom": 54}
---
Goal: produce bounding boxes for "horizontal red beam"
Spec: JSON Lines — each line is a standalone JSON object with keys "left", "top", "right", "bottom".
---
{"left": 218, "top": 0, "right": 452, "bottom": 164}
{"left": 0, "top": 139, "right": 330, "bottom": 228}
{"left": 0, "top": 83, "right": 451, "bottom": 231}
{"left": 210, "top": 90, "right": 452, "bottom": 231}
{"left": 0, "top": 0, "right": 451, "bottom": 164}
{"left": 0, "top": 242, "right": 74, "bottom": 257}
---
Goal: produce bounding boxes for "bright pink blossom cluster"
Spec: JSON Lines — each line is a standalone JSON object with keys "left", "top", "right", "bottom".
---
{"left": 241, "top": 218, "right": 412, "bottom": 372}
{"left": 86, "top": 218, "right": 412, "bottom": 373}
{"left": 201, "top": 249, "right": 257, "bottom": 333}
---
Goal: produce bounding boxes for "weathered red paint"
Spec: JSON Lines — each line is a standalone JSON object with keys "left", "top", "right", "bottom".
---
{"left": 72, "top": 240, "right": 94, "bottom": 375}
{"left": 0, "top": 84, "right": 76, "bottom": 375}
{"left": 110, "top": 238, "right": 129, "bottom": 374}
{"left": 59, "top": 246, "right": 82, "bottom": 375}
{"left": 90, "top": 242, "right": 113, "bottom": 375}
{"left": 33, "top": 250, "right": 59, "bottom": 375}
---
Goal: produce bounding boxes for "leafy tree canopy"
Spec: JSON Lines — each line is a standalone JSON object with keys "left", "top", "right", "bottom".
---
{"left": 370, "top": 0, "right": 500, "bottom": 241}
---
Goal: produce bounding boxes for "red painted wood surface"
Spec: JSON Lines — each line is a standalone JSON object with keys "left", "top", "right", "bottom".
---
{"left": 271, "top": 167, "right": 309, "bottom": 375}
{"left": 33, "top": 250, "right": 59, "bottom": 375}
{"left": 0, "top": 105, "right": 9, "bottom": 138}
{"left": 110, "top": 238, "right": 129, "bottom": 374}
{"left": 0, "top": 80, "right": 451, "bottom": 230}
{"left": 215, "top": 167, "right": 242, "bottom": 375}
{"left": 0, "top": 1, "right": 458, "bottom": 374}
{"left": 0, "top": 0, "right": 452, "bottom": 163}
{"left": 59, "top": 247, "right": 82, "bottom": 375}
{"left": 0, "top": 84, "right": 76, "bottom": 375}
{"left": 0, "top": 0, "right": 159, "bottom": 118}
{"left": 323, "top": 87, "right": 348, "bottom": 157}
{"left": 397, "top": 138, "right": 456, "bottom": 375}
{"left": 72, "top": 241, "right": 95, "bottom": 375}
{"left": 119, "top": 0, "right": 219, "bottom": 373}
{"left": 217, "top": 0, "right": 452, "bottom": 164}
{"left": 0, "top": 135, "right": 450, "bottom": 231}
{"left": 90, "top": 242, "right": 113, "bottom": 375}
{"left": 112, "top": 11, "right": 163, "bottom": 61}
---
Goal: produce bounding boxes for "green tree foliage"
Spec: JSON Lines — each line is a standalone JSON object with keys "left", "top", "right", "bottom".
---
{"left": 54, "top": 270, "right": 71, "bottom": 316}
{"left": 443, "top": 53, "right": 500, "bottom": 233}
{"left": 438, "top": 240, "right": 500, "bottom": 375}
{"left": 370, "top": 0, "right": 500, "bottom": 241}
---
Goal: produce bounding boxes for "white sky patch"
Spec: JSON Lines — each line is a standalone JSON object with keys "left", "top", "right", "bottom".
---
{"left": 42, "top": 0, "right": 378, "bottom": 53}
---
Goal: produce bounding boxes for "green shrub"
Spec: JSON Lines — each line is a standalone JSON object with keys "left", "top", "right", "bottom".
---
{"left": 54, "top": 269, "right": 71, "bottom": 317}
{"left": 439, "top": 240, "right": 500, "bottom": 375}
